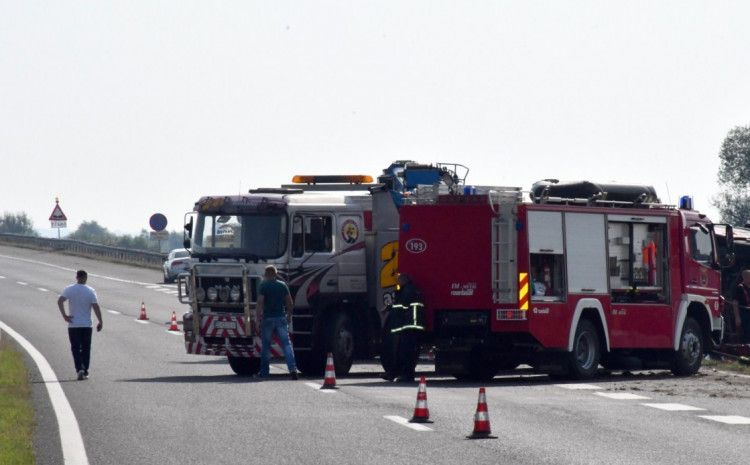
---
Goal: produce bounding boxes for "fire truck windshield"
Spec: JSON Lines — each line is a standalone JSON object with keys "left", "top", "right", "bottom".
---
{"left": 191, "top": 213, "right": 288, "bottom": 260}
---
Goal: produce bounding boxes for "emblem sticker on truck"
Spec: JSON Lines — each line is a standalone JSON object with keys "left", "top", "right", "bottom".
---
{"left": 341, "top": 219, "right": 359, "bottom": 244}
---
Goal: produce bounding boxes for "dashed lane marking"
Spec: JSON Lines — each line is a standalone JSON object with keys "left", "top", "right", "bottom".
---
{"left": 641, "top": 403, "right": 706, "bottom": 412}
{"left": 384, "top": 415, "right": 433, "bottom": 431}
{"left": 134, "top": 319, "right": 150, "bottom": 325}
{"left": 107, "top": 310, "right": 121, "bottom": 315}
{"left": 17, "top": 281, "right": 28, "bottom": 286}
{"left": 38, "top": 287, "right": 49, "bottom": 292}
{"left": 698, "top": 415, "right": 750, "bottom": 425}
{"left": 595, "top": 392, "right": 651, "bottom": 400}
{"left": 555, "top": 383, "right": 603, "bottom": 390}
{"left": 166, "top": 330, "right": 183, "bottom": 336}
{"left": 304, "top": 381, "right": 337, "bottom": 392}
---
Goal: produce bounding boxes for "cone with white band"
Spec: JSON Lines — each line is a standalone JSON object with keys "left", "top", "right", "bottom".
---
{"left": 320, "top": 352, "right": 338, "bottom": 390}
{"left": 168, "top": 310, "right": 179, "bottom": 331}
{"left": 409, "top": 377, "right": 433, "bottom": 423}
{"left": 139, "top": 302, "right": 149, "bottom": 320}
{"left": 466, "top": 387, "right": 497, "bottom": 439}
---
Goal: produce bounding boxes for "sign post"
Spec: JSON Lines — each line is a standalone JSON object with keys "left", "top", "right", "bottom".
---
{"left": 49, "top": 197, "right": 68, "bottom": 239}
{"left": 149, "top": 213, "right": 169, "bottom": 251}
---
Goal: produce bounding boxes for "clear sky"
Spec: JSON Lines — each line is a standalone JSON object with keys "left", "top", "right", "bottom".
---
{"left": 2, "top": 1, "right": 749, "bottom": 237}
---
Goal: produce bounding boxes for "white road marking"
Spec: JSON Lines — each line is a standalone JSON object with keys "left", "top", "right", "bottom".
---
{"left": 0, "top": 276, "right": 6, "bottom": 279}
{"left": 107, "top": 310, "right": 121, "bottom": 315}
{"left": 698, "top": 415, "right": 750, "bottom": 425}
{"left": 166, "top": 330, "right": 183, "bottom": 336}
{"left": 304, "top": 381, "right": 338, "bottom": 392}
{"left": 641, "top": 403, "right": 705, "bottom": 411}
{"left": 384, "top": 415, "right": 433, "bottom": 431}
{"left": 0, "top": 321, "right": 89, "bottom": 465}
{"left": 134, "top": 319, "right": 150, "bottom": 324}
{"left": 38, "top": 287, "right": 49, "bottom": 292}
{"left": 595, "top": 392, "right": 651, "bottom": 400}
{"left": 555, "top": 383, "right": 603, "bottom": 390}
{"left": 17, "top": 281, "right": 28, "bottom": 285}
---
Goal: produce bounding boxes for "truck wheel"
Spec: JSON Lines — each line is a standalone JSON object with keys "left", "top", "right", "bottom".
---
{"left": 328, "top": 312, "right": 354, "bottom": 376}
{"left": 294, "top": 350, "right": 325, "bottom": 376}
{"left": 227, "top": 356, "right": 260, "bottom": 376}
{"left": 569, "top": 319, "right": 601, "bottom": 379}
{"left": 672, "top": 317, "right": 703, "bottom": 376}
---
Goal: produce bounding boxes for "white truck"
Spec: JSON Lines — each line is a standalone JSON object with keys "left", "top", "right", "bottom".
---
{"left": 177, "top": 161, "right": 466, "bottom": 375}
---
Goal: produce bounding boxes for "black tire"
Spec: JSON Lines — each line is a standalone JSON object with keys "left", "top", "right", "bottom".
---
{"left": 227, "top": 356, "right": 260, "bottom": 376}
{"left": 328, "top": 312, "right": 354, "bottom": 376}
{"left": 163, "top": 271, "right": 174, "bottom": 284}
{"left": 672, "top": 317, "right": 704, "bottom": 376}
{"left": 452, "top": 349, "right": 499, "bottom": 381}
{"left": 569, "top": 319, "right": 601, "bottom": 379}
{"left": 294, "top": 351, "right": 325, "bottom": 376}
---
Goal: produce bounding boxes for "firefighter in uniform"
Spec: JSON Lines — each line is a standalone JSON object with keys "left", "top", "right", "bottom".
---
{"left": 382, "top": 273, "right": 424, "bottom": 382}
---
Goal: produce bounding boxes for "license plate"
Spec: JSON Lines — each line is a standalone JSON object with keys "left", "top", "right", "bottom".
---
{"left": 214, "top": 321, "right": 237, "bottom": 330}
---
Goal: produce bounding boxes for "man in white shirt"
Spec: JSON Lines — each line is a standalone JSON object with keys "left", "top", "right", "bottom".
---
{"left": 57, "top": 270, "right": 103, "bottom": 380}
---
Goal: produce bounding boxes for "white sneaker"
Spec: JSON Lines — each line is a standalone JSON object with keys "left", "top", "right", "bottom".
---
{"left": 77, "top": 370, "right": 85, "bottom": 381}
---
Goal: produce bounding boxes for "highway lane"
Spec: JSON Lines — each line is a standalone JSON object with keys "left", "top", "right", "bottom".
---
{"left": 2, "top": 244, "right": 750, "bottom": 464}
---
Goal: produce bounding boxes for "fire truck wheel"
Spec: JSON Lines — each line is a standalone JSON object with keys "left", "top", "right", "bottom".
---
{"left": 227, "top": 356, "right": 261, "bottom": 376}
{"left": 569, "top": 319, "right": 601, "bottom": 379}
{"left": 672, "top": 317, "right": 704, "bottom": 376}
{"left": 328, "top": 312, "right": 354, "bottom": 376}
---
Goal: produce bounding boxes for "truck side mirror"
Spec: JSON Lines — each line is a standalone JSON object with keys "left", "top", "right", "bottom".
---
{"left": 183, "top": 216, "right": 194, "bottom": 249}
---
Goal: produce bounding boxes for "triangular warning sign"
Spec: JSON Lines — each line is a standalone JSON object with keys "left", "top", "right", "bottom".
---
{"left": 49, "top": 204, "right": 67, "bottom": 221}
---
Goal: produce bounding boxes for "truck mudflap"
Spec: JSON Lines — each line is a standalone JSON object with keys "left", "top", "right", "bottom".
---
{"left": 184, "top": 314, "right": 285, "bottom": 358}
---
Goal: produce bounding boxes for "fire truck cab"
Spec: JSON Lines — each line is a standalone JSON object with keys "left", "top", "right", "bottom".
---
{"left": 397, "top": 179, "right": 733, "bottom": 380}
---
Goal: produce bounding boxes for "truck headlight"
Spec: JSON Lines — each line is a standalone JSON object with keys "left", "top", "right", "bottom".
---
{"left": 219, "top": 286, "right": 230, "bottom": 302}
{"left": 207, "top": 287, "right": 218, "bottom": 301}
{"left": 230, "top": 285, "right": 241, "bottom": 302}
{"left": 195, "top": 287, "right": 206, "bottom": 302}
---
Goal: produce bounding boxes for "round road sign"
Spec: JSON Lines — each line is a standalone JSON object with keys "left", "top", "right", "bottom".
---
{"left": 149, "top": 213, "right": 168, "bottom": 232}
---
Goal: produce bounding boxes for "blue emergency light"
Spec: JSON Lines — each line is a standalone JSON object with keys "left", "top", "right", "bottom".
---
{"left": 679, "top": 196, "right": 693, "bottom": 210}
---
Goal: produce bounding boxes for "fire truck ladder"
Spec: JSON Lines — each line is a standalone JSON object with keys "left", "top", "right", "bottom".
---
{"left": 492, "top": 215, "right": 516, "bottom": 303}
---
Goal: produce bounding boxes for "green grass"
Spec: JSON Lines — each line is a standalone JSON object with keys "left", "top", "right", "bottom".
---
{"left": 704, "top": 355, "right": 750, "bottom": 375}
{"left": 0, "top": 332, "right": 36, "bottom": 465}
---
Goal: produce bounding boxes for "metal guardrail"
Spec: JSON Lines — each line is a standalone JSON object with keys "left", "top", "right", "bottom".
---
{"left": 0, "top": 233, "right": 165, "bottom": 269}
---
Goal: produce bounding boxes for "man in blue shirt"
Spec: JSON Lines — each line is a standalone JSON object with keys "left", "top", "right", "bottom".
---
{"left": 57, "top": 270, "right": 103, "bottom": 381}
{"left": 254, "top": 265, "right": 298, "bottom": 380}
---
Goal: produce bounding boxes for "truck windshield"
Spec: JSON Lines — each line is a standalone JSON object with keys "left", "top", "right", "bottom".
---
{"left": 192, "top": 213, "right": 288, "bottom": 260}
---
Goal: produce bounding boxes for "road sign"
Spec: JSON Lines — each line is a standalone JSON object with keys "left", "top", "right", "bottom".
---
{"left": 49, "top": 204, "right": 67, "bottom": 221}
{"left": 150, "top": 213, "right": 168, "bottom": 231}
{"left": 150, "top": 230, "right": 169, "bottom": 241}
{"left": 51, "top": 221, "right": 67, "bottom": 228}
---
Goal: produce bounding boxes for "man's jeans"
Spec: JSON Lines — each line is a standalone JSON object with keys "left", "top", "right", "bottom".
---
{"left": 260, "top": 317, "right": 296, "bottom": 377}
{"left": 68, "top": 327, "right": 93, "bottom": 374}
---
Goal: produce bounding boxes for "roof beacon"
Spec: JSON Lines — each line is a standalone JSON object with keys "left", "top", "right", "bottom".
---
{"left": 679, "top": 196, "right": 693, "bottom": 210}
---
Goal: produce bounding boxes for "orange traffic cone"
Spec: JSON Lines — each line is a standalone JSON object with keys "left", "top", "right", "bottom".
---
{"left": 409, "top": 377, "right": 433, "bottom": 423}
{"left": 466, "top": 387, "right": 497, "bottom": 439}
{"left": 168, "top": 310, "right": 179, "bottom": 331}
{"left": 320, "top": 352, "right": 338, "bottom": 390}
{"left": 139, "top": 302, "right": 149, "bottom": 320}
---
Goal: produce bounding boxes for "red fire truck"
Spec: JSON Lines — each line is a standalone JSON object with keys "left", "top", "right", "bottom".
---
{"left": 396, "top": 180, "right": 734, "bottom": 380}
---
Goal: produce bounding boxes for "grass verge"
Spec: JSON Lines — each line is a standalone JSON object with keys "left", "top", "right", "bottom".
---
{"left": 0, "top": 332, "right": 36, "bottom": 465}
{"left": 704, "top": 355, "right": 750, "bottom": 375}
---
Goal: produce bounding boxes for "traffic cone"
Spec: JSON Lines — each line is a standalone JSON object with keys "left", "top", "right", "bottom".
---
{"left": 168, "top": 310, "right": 179, "bottom": 331}
{"left": 139, "top": 302, "right": 149, "bottom": 320}
{"left": 320, "top": 352, "right": 338, "bottom": 390}
{"left": 466, "top": 387, "right": 497, "bottom": 439}
{"left": 409, "top": 377, "right": 433, "bottom": 423}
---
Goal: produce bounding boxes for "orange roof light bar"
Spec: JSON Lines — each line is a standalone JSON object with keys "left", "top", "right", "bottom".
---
{"left": 292, "top": 174, "right": 374, "bottom": 184}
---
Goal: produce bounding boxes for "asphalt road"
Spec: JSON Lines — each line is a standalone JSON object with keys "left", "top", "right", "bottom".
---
{"left": 2, "top": 244, "right": 750, "bottom": 465}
